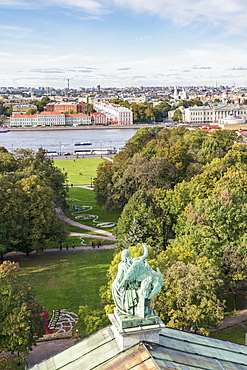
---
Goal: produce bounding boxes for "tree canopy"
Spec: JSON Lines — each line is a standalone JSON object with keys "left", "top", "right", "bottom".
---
{"left": 0, "top": 261, "right": 45, "bottom": 353}
{"left": 0, "top": 147, "right": 68, "bottom": 257}
{"left": 97, "top": 127, "right": 247, "bottom": 334}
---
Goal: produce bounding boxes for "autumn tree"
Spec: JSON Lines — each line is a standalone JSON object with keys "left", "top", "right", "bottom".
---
{"left": 0, "top": 261, "right": 45, "bottom": 354}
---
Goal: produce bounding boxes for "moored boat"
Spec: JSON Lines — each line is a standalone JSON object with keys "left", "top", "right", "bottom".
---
{"left": 0, "top": 128, "right": 9, "bottom": 133}
{"left": 74, "top": 142, "right": 92, "bottom": 146}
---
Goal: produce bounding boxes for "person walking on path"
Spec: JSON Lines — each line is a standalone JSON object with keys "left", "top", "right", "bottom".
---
{"left": 71, "top": 241, "right": 75, "bottom": 251}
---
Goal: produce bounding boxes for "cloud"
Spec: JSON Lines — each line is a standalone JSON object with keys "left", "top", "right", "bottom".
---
{"left": 0, "top": 24, "right": 31, "bottom": 38}
{"left": 30, "top": 68, "right": 65, "bottom": 74}
{"left": 2, "top": 0, "right": 247, "bottom": 34}
{"left": 0, "top": 25, "right": 30, "bottom": 31}
{"left": 0, "top": 52, "right": 12, "bottom": 56}
{"left": 153, "top": 73, "right": 166, "bottom": 77}
{"left": 1, "top": 0, "right": 106, "bottom": 14}
{"left": 192, "top": 66, "right": 212, "bottom": 70}
{"left": 228, "top": 67, "right": 247, "bottom": 71}
{"left": 134, "top": 36, "right": 151, "bottom": 41}
{"left": 132, "top": 75, "right": 146, "bottom": 79}
{"left": 117, "top": 67, "right": 131, "bottom": 71}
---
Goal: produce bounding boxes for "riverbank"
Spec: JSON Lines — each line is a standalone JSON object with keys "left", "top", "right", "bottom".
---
{"left": 7, "top": 123, "right": 164, "bottom": 131}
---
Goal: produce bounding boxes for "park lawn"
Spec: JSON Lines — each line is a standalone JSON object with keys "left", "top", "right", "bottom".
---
{"left": 10, "top": 249, "right": 114, "bottom": 315}
{"left": 66, "top": 187, "right": 121, "bottom": 232}
{"left": 210, "top": 325, "right": 246, "bottom": 345}
{"left": 54, "top": 157, "right": 104, "bottom": 185}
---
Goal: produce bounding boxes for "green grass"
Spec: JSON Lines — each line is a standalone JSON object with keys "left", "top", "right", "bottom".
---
{"left": 66, "top": 187, "right": 121, "bottom": 232}
{"left": 54, "top": 158, "right": 104, "bottom": 185}
{"left": 210, "top": 325, "right": 246, "bottom": 345}
{"left": 0, "top": 356, "right": 25, "bottom": 370}
{"left": 6, "top": 249, "right": 114, "bottom": 315}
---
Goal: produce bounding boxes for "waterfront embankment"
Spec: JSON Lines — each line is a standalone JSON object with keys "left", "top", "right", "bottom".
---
{"left": 7, "top": 123, "right": 165, "bottom": 131}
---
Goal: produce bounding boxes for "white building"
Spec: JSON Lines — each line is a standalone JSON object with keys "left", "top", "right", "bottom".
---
{"left": 183, "top": 104, "right": 247, "bottom": 124}
{"left": 64, "top": 113, "right": 91, "bottom": 126}
{"left": 94, "top": 101, "right": 133, "bottom": 125}
{"left": 10, "top": 112, "right": 91, "bottom": 127}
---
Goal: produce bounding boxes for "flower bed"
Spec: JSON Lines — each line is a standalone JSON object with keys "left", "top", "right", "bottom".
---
{"left": 96, "top": 222, "right": 115, "bottom": 228}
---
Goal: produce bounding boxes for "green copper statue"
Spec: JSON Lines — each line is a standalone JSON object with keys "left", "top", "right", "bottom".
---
{"left": 112, "top": 243, "right": 163, "bottom": 318}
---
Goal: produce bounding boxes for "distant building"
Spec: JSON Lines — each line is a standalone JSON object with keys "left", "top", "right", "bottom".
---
{"left": 94, "top": 101, "right": 133, "bottom": 125}
{"left": 45, "top": 101, "right": 87, "bottom": 114}
{"left": 12, "top": 104, "right": 37, "bottom": 115}
{"left": 90, "top": 112, "right": 107, "bottom": 125}
{"left": 184, "top": 104, "right": 247, "bottom": 124}
{"left": 10, "top": 112, "right": 91, "bottom": 127}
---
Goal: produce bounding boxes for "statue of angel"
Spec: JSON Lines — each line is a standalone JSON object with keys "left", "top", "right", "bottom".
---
{"left": 112, "top": 244, "right": 163, "bottom": 317}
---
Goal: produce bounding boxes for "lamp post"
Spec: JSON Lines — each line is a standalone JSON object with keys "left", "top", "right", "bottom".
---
{"left": 90, "top": 176, "right": 93, "bottom": 188}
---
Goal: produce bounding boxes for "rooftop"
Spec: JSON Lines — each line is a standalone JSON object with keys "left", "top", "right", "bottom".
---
{"left": 29, "top": 326, "right": 247, "bottom": 370}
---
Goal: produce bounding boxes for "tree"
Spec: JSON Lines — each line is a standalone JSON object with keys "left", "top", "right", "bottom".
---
{"left": 173, "top": 189, "right": 247, "bottom": 303}
{"left": 26, "top": 108, "right": 37, "bottom": 115}
{"left": 0, "top": 176, "right": 23, "bottom": 259}
{"left": 0, "top": 146, "right": 17, "bottom": 173}
{"left": 172, "top": 109, "right": 183, "bottom": 122}
{"left": 122, "top": 218, "right": 144, "bottom": 248}
{"left": 77, "top": 305, "right": 109, "bottom": 338}
{"left": 114, "top": 189, "right": 174, "bottom": 251}
{"left": 14, "top": 175, "right": 68, "bottom": 255}
{"left": 153, "top": 261, "right": 224, "bottom": 335}
{"left": 0, "top": 261, "right": 45, "bottom": 354}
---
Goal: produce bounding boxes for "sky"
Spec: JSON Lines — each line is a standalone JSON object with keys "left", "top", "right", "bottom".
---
{"left": 0, "top": 0, "right": 247, "bottom": 88}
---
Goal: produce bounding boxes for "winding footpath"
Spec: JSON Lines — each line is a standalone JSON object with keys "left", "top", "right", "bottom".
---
{"left": 55, "top": 206, "right": 116, "bottom": 241}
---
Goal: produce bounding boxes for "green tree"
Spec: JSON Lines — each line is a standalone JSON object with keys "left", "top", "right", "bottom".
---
{"left": 26, "top": 108, "right": 37, "bottom": 115}
{"left": 77, "top": 305, "right": 109, "bottom": 338}
{"left": 174, "top": 189, "right": 247, "bottom": 302}
{"left": 172, "top": 109, "right": 183, "bottom": 122}
{"left": 0, "top": 261, "right": 45, "bottom": 354}
{"left": 115, "top": 189, "right": 173, "bottom": 250}
{"left": 0, "top": 176, "right": 23, "bottom": 259}
{"left": 153, "top": 261, "right": 224, "bottom": 335}
{"left": 15, "top": 175, "right": 68, "bottom": 254}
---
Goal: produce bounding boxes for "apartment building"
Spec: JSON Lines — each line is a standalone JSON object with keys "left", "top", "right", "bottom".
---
{"left": 94, "top": 101, "right": 133, "bottom": 125}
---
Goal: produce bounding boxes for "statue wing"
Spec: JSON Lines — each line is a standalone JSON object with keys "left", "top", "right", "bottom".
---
{"left": 118, "top": 260, "right": 143, "bottom": 290}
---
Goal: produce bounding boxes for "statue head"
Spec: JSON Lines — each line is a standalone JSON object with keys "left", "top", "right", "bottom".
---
{"left": 121, "top": 249, "right": 130, "bottom": 262}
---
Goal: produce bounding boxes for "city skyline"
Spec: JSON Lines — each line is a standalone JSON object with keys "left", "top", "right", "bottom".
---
{"left": 0, "top": 0, "right": 247, "bottom": 88}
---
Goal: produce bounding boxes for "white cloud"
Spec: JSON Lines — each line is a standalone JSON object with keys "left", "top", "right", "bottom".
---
{"left": 0, "top": 24, "right": 31, "bottom": 39}
{"left": 2, "top": 0, "right": 247, "bottom": 34}
{"left": 30, "top": 68, "right": 65, "bottom": 73}
{"left": 109, "top": 0, "right": 247, "bottom": 35}
{"left": 0, "top": 0, "right": 106, "bottom": 14}
{"left": 228, "top": 67, "right": 247, "bottom": 71}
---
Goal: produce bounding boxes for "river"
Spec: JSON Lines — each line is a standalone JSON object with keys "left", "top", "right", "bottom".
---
{"left": 0, "top": 127, "right": 139, "bottom": 154}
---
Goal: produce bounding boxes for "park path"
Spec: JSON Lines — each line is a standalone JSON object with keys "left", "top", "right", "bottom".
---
{"left": 55, "top": 207, "right": 116, "bottom": 241}
{"left": 211, "top": 305, "right": 247, "bottom": 332}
